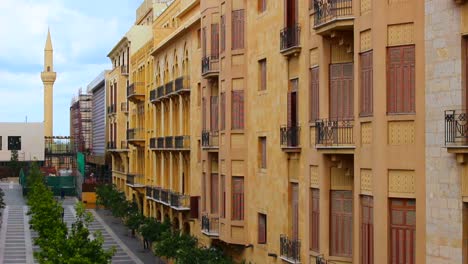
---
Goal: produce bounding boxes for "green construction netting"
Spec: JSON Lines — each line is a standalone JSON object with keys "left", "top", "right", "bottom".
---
{"left": 46, "top": 176, "right": 76, "bottom": 196}
{"left": 77, "top": 152, "right": 85, "bottom": 175}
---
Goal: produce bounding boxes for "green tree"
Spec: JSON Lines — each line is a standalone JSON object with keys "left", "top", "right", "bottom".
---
{"left": 0, "top": 188, "right": 5, "bottom": 215}
{"left": 9, "top": 149, "right": 21, "bottom": 177}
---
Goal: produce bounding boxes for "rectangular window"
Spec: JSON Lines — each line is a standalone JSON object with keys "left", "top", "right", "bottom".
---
{"left": 202, "top": 27, "right": 206, "bottom": 56}
{"left": 258, "top": 137, "right": 267, "bottom": 169}
{"left": 387, "top": 45, "right": 415, "bottom": 114}
{"left": 258, "top": 0, "right": 267, "bottom": 12}
{"left": 221, "top": 175, "right": 226, "bottom": 218}
{"left": 330, "top": 63, "right": 354, "bottom": 119}
{"left": 288, "top": 79, "right": 299, "bottom": 127}
{"left": 232, "top": 177, "right": 244, "bottom": 220}
{"left": 197, "top": 83, "right": 201, "bottom": 106}
{"left": 210, "top": 173, "right": 219, "bottom": 214}
{"left": 8, "top": 136, "right": 21, "bottom": 151}
{"left": 197, "top": 140, "right": 201, "bottom": 162}
{"left": 291, "top": 183, "right": 299, "bottom": 239}
{"left": 210, "top": 95, "right": 219, "bottom": 132}
{"left": 220, "top": 92, "right": 226, "bottom": 130}
{"left": 197, "top": 29, "right": 201, "bottom": 48}
{"left": 202, "top": 172, "right": 206, "bottom": 211}
{"left": 310, "top": 67, "right": 319, "bottom": 122}
{"left": 330, "top": 190, "right": 353, "bottom": 257}
{"left": 360, "top": 51, "right": 373, "bottom": 116}
{"left": 259, "top": 59, "right": 267, "bottom": 91}
{"left": 361, "top": 195, "right": 374, "bottom": 264}
{"left": 390, "top": 199, "right": 415, "bottom": 264}
{"left": 258, "top": 213, "right": 267, "bottom": 244}
{"left": 211, "top": 24, "right": 219, "bottom": 56}
{"left": 232, "top": 90, "right": 244, "bottom": 130}
{"left": 232, "top": 10, "right": 245, "bottom": 50}
{"left": 202, "top": 97, "right": 206, "bottom": 130}
{"left": 310, "top": 188, "right": 320, "bottom": 251}
{"left": 221, "top": 15, "right": 226, "bottom": 52}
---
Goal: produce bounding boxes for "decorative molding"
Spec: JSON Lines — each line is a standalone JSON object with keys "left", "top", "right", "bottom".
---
{"left": 388, "top": 170, "right": 415, "bottom": 197}
{"left": 388, "top": 121, "right": 415, "bottom": 145}
{"left": 387, "top": 23, "right": 414, "bottom": 46}
{"left": 360, "top": 169, "right": 372, "bottom": 194}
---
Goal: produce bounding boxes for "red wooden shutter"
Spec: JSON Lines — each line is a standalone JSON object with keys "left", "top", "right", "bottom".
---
{"left": 202, "top": 27, "right": 207, "bottom": 57}
{"left": 361, "top": 196, "right": 374, "bottom": 264}
{"left": 330, "top": 63, "right": 353, "bottom": 119}
{"left": 202, "top": 172, "right": 206, "bottom": 211}
{"left": 390, "top": 199, "right": 415, "bottom": 264}
{"left": 387, "top": 46, "right": 415, "bottom": 114}
{"left": 260, "top": 59, "right": 267, "bottom": 91}
{"left": 210, "top": 173, "right": 218, "bottom": 214}
{"left": 331, "top": 190, "right": 353, "bottom": 257}
{"left": 211, "top": 24, "right": 219, "bottom": 57}
{"left": 261, "top": 137, "right": 266, "bottom": 169}
{"left": 258, "top": 213, "right": 267, "bottom": 244}
{"left": 221, "top": 15, "right": 226, "bottom": 52}
{"left": 291, "top": 183, "right": 299, "bottom": 239}
{"left": 221, "top": 175, "right": 226, "bottom": 218}
{"left": 287, "top": 91, "right": 292, "bottom": 126}
{"left": 232, "top": 177, "right": 244, "bottom": 220}
{"left": 210, "top": 95, "right": 218, "bottom": 132}
{"left": 232, "top": 91, "right": 244, "bottom": 129}
{"left": 220, "top": 92, "right": 226, "bottom": 130}
{"left": 190, "top": 196, "right": 199, "bottom": 219}
{"left": 310, "top": 188, "right": 320, "bottom": 251}
{"left": 232, "top": 10, "right": 245, "bottom": 50}
{"left": 202, "top": 98, "right": 206, "bottom": 130}
{"left": 310, "top": 67, "right": 319, "bottom": 122}
{"left": 360, "top": 51, "right": 373, "bottom": 116}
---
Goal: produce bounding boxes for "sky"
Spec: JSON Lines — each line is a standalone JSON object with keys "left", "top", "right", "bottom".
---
{"left": 0, "top": 0, "right": 142, "bottom": 136}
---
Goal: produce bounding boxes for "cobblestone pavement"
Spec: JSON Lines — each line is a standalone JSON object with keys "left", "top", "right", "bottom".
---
{"left": 0, "top": 183, "right": 150, "bottom": 264}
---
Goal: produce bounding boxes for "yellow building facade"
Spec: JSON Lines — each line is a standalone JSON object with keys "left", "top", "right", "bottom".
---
{"left": 109, "top": 0, "right": 431, "bottom": 263}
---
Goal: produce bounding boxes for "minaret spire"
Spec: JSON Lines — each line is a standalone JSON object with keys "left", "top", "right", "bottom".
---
{"left": 41, "top": 28, "right": 56, "bottom": 137}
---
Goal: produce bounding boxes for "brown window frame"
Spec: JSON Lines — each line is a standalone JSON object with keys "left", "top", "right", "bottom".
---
{"left": 232, "top": 176, "right": 244, "bottom": 220}
{"left": 210, "top": 173, "right": 219, "bottom": 214}
{"left": 330, "top": 190, "right": 353, "bottom": 258}
{"left": 232, "top": 90, "right": 244, "bottom": 130}
{"left": 232, "top": 9, "right": 245, "bottom": 50}
{"left": 258, "top": 136, "right": 267, "bottom": 169}
{"left": 211, "top": 24, "right": 219, "bottom": 56}
{"left": 310, "top": 188, "right": 320, "bottom": 252}
{"left": 259, "top": 59, "right": 267, "bottom": 91}
{"left": 386, "top": 45, "right": 415, "bottom": 114}
{"left": 220, "top": 92, "right": 226, "bottom": 131}
{"left": 360, "top": 51, "right": 373, "bottom": 116}
{"left": 390, "top": 198, "right": 415, "bottom": 264}
{"left": 310, "top": 67, "right": 319, "bottom": 122}
{"left": 221, "top": 174, "right": 226, "bottom": 218}
{"left": 221, "top": 15, "right": 226, "bottom": 52}
{"left": 210, "top": 95, "right": 219, "bottom": 132}
{"left": 258, "top": 213, "right": 267, "bottom": 244}
{"left": 258, "top": 0, "right": 267, "bottom": 13}
{"left": 361, "top": 195, "right": 373, "bottom": 264}
{"left": 330, "top": 63, "right": 354, "bottom": 120}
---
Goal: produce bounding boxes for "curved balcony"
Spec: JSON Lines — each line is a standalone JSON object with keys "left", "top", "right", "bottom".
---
{"left": 202, "top": 130, "right": 219, "bottom": 150}
{"left": 127, "top": 82, "right": 145, "bottom": 103}
{"left": 201, "top": 55, "right": 219, "bottom": 78}
{"left": 313, "top": 0, "right": 354, "bottom": 35}
{"left": 169, "top": 191, "right": 190, "bottom": 210}
{"left": 127, "top": 128, "right": 145, "bottom": 147}
{"left": 201, "top": 214, "right": 219, "bottom": 237}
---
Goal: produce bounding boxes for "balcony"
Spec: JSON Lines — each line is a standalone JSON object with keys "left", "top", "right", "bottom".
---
{"left": 313, "top": 0, "right": 354, "bottom": 35}
{"left": 164, "top": 81, "right": 174, "bottom": 98}
{"left": 157, "top": 137, "right": 165, "bottom": 149}
{"left": 175, "top": 136, "right": 190, "bottom": 150}
{"left": 280, "top": 24, "right": 301, "bottom": 56}
{"left": 201, "top": 214, "right": 219, "bottom": 237}
{"left": 121, "top": 65, "right": 129, "bottom": 76}
{"left": 107, "top": 141, "right": 116, "bottom": 150}
{"left": 174, "top": 76, "right": 190, "bottom": 94}
{"left": 280, "top": 126, "right": 301, "bottom": 152}
{"left": 201, "top": 55, "right": 219, "bottom": 78}
{"left": 127, "top": 82, "right": 145, "bottom": 103}
{"left": 149, "top": 137, "right": 157, "bottom": 149}
{"left": 160, "top": 189, "right": 170, "bottom": 205}
{"left": 150, "top": 89, "right": 156, "bottom": 102}
{"left": 169, "top": 191, "right": 190, "bottom": 210}
{"left": 146, "top": 186, "right": 153, "bottom": 198}
{"left": 445, "top": 110, "right": 468, "bottom": 156}
{"left": 315, "top": 119, "right": 354, "bottom": 153}
{"left": 153, "top": 187, "right": 161, "bottom": 201}
{"left": 127, "top": 128, "right": 145, "bottom": 146}
{"left": 157, "top": 85, "right": 165, "bottom": 100}
{"left": 202, "top": 130, "right": 219, "bottom": 150}
{"left": 280, "top": 235, "right": 301, "bottom": 264}
{"left": 126, "top": 174, "right": 144, "bottom": 187}
{"left": 107, "top": 104, "right": 116, "bottom": 115}
{"left": 121, "top": 102, "right": 128, "bottom": 113}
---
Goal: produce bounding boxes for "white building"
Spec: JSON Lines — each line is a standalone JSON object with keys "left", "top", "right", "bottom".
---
{"left": 0, "top": 122, "right": 45, "bottom": 162}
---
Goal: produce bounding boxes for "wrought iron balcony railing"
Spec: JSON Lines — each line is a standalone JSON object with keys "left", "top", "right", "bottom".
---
{"left": 280, "top": 24, "right": 301, "bottom": 52}
{"left": 146, "top": 186, "right": 153, "bottom": 198}
{"left": 157, "top": 137, "right": 165, "bottom": 149}
{"left": 169, "top": 191, "right": 190, "bottom": 210}
{"left": 127, "top": 128, "right": 144, "bottom": 141}
{"left": 315, "top": 119, "right": 354, "bottom": 146}
{"left": 201, "top": 55, "right": 220, "bottom": 76}
{"left": 165, "top": 81, "right": 173, "bottom": 95}
{"left": 313, "top": 0, "right": 353, "bottom": 28}
{"left": 165, "top": 136, "right": 173, "bottom": 149}
{"left": 161, "top": 189, "right": 169, "bottom": 204}
{"left": 126, "top": 174, "right": 143, "bottom": 185}
{"left": 280, "top": 235, "right": 301, "bottom": 263}
{"left": 174, "top": 76, "right": 184, "bottom": 92}
{"left": 201, "top": 214, "right": 219, "bottom": 236}
{"left": 157, "top": 85, "right": 165, "bottom": 99}
{"left": 150, "top": 89, "right": 156, "bottom": 101}
{"left": 445, "top": 110, "right": 468, "bottom": 145}
{"left": 150, "top": 138, "right": 157, "bottom": 149}
{"left": 153, "top": 187, "right": 161, "bottom": 201}
{"left": 280, "top": 125, "right": 301, "bottom": 148}
{"left": 201, "top": 130, "right": 219, "bottom": 148}
{"left": 175, "top": 136, "right": 190, "bottom": 149}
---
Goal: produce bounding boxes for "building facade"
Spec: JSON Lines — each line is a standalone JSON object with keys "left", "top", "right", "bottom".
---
{"left": 0, "top": 123, "right": 44, "bottom": 162}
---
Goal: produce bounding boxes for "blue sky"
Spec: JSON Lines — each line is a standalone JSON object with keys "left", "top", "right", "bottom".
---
{"left": 0, "top": 0, "right": 141, "bottom": 136}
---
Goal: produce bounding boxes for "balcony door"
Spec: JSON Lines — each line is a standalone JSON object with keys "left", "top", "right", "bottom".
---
{"left": 288, "top": 79, "right": 299, "bottom": 128}
{"left": 285, "top": 0, "right": 297, "bottom": 27}
{"left": 330, "top": 63, "right": 354, "bottom": 120}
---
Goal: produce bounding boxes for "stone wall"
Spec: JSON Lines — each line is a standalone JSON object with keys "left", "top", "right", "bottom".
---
{"left": 425, "top": 1, "right": 464, "bottom": 263}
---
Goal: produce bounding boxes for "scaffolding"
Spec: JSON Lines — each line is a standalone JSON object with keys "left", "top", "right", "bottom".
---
{"left": 70, "top": 89, "right": 92, "bottom": 153}
{"left": 44, "top": 136, "right": 76, "bottom": 175}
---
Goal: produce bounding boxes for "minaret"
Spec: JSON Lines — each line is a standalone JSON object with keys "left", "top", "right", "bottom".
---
{"left": 41, "top": 29, "right": 56, "bottom": 137}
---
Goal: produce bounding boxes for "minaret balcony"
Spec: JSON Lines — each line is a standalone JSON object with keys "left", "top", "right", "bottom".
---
{"left": 41, "top": 71, "right": 57, "bottom": 83}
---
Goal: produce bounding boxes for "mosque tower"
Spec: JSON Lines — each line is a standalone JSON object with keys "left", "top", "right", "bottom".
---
{"left": 40, "top": 29, "right": 56, "bottom": 137}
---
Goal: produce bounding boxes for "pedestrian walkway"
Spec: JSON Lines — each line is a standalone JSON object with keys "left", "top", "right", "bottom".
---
{"left": 0, "top": 206, "right": 34, "bottom": 264}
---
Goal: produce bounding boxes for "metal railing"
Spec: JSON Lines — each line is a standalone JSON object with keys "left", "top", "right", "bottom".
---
{"left": 150, "top": 89, "right": 156, "bottom": 101}
{"left": 202, "top": 55, "right": 219, "bottom": 75}
{"left": 150, "top": 138, "right": 156, "bottom": 149}
{"left": 127, "top": 128, "right": 145, "bottom": 141}
{"left": 126, "top": 174, "right": 143, "bottom": 185}
{"left": 153, "top": 187, "right": 161, "bottom": 201}
{"left": 280, "top": 24, "right": 301, "bottom": 52}
{"left": 161, "top": 189, "right": 169, "bottom": 204}
{"left": 107, "top": 141, "right": 116, "bottom": 149}
{"left": 315, "top": 119, "right": 354, "bottom": 146}
{"left": 157, "top": 137, "right": 165, "bottom": 149}
{"left": 121, "top": 102, "right": 128, "bottom": 113}
{"left": 280, "top": 125, "right": 301, "bottom": 148}
{"left": 174, "top": 76, "right": 184, "bottom": 91}
{"left": 146, "top": 186, "right": 153, "bottom": 198}
{"left": 201, "top": 130, "right": 219, "bottom": 148}
{"left": 157, "top": 85, "right": 165, "bottom": 99}
{"left": 445, "top": 110, "right": 468, "bottom": 145}
{"left": 201, "top": 214, "right": 219, "bottom": 236}
{"left": 127, "top": 82, "right": 144, "bottom": 97}
{"left": 165, "top": 81, "right": 173, "bottom": 95}
{"left": 313, "top": 0, "right": 353, "bottom": 27}
{"left": 165, "top": 136, "right": 173, "bottom": 149}
{"left": 107, "top": 104, "right": 116, "bottom": 114}
{"left": 170, "top": 191, "right": 190, "bottom": 209}
{"left": 175, "top": 136, "right": 190, "bottom": 149}
{"left": 280, "top": 235, "right": 301, "bottom": 263}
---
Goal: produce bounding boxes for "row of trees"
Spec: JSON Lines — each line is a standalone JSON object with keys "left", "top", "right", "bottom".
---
{"left": 27, "top": 163, "right": 115, "bottom": 263}
{"left": 96, "top": 184, "right": 233, "bottom": 264}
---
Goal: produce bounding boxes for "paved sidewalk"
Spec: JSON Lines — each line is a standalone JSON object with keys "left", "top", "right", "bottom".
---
{"left": 94, "top": 208, "right": 165, "bottom": 264}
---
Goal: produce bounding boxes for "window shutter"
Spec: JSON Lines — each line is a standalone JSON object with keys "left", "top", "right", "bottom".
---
{"left": 221, "top": 16, "right": 226, "bottom": 52}
{"left": 361, "top": 196, "right": 374, "bottom": 264}
{"left": 330, "top": 63, "right": 353, "bottom": 119}
{"left": 310, "top": 67, "right": 319, "bottom": 122}
{"left": 291, "top": 183, "right": 299, "bottom": 240}
{"left": 360, "top": 51, "right": 373, "bottom": 116}
{"left": 232, "top": 10, "right": 245, "bottom": 50}
{"left": 387, "top": 46, "right": 415, "bottom": 114}
{"left": 390, "top": 199, "right": 415, "bottom": 264}
{"left": 211, "top": 24, "right": 219, "bottom": 57}
{"left": 210, "top": 173, "right": 219, "bottom": 214}
{"left": 232, "top": 177, "right": 244, "bottom": 220}
{"left": 221, "top": 175, "right": 226, "bottom": 218}
{"left": 331, "top": 190, "right": 353, "bottom": 257}
{"left": 190, "top": 196, "right": 199, "bottom": 218}
{"left": 202, "top": 98, "right": 206, "bottom": 130}
{"left": 221, "top": 92, "right": 226, "bottom": 130}
{"left": 261, "top": 138, "right": 266, "bottom": 168}
{"left": 310, "top": 188, "right": 320, "bottom": 251}
{"left": 258, "top": 214, "right": 267, "bottom": 244}
{"left": 202, "top": 27, "right": 207, "bottom": 57}
{"left": 210, "top": 96, "right": 218, "bottom": 132}
{"left": 232, "top": 91, "right": 244, "bottom": 129}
